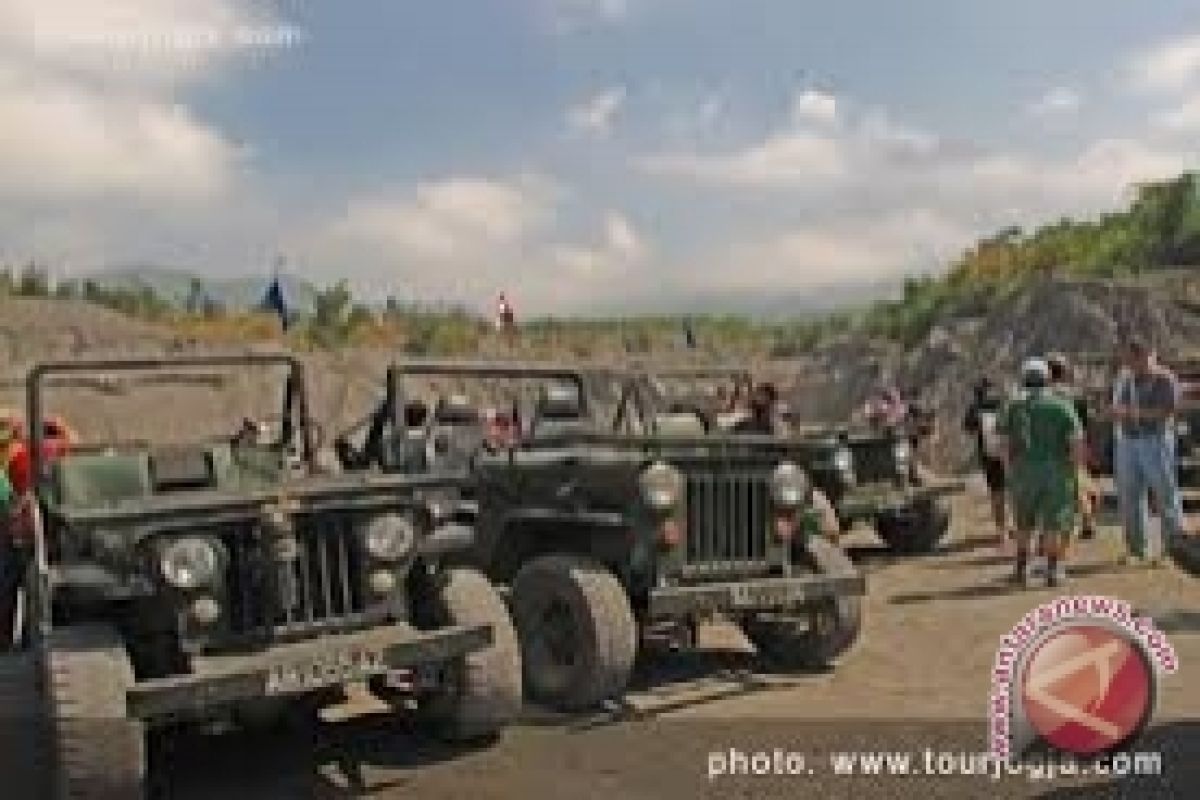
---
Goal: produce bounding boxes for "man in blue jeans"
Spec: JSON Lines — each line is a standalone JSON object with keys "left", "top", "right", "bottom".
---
{"left": 1112, "top": 337, "right": 1189, "bottom": 565}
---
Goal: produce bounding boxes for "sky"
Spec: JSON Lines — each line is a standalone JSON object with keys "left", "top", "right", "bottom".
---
{"left": 3, "top": 0, "right": 1200, "bottom": 314}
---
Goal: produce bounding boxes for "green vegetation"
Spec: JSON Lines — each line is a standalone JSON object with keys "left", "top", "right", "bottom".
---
{"left": 855, "top": 171, "right": 1200, "bottom": 346}
{"left": 4, "top": 171, "right": 1200, "bottom": 354}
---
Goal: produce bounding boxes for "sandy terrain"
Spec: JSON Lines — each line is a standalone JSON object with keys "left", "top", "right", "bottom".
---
{"left": 151, "top": 484, "right": 1200, "bottom": 799}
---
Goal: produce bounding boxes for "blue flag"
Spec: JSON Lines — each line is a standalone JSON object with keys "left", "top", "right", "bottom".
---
{"left": 260, "top": 276, "right": 290, "bottom": 330}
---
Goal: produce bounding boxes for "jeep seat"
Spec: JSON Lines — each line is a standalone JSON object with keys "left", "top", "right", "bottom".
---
{"left": 52, "top": 452, "right": 152, "bottom": 509}
{"left": 654, "top": 412, "right": 707, "bottom": 437}
{"left": 532, "top": 383, "right": 591, "bottom": 436}
{"left": 433, "top": 394, "right": 480, "bottom": 426}
{"left": 429, "top": 394, "right": 486, "bottom": 468}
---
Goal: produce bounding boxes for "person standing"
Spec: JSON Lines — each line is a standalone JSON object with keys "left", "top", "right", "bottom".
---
{"left": 732, "top": 382, "right": 781, "bottom": 435}
{"left": 496, "top": 292, "right": 516, "bottom": 341}
{"left": 964, "top": 377, "right": 1011, "bottom": 544}
{"left": 0, "top": 412, "right": 29, "bottom": 650}
{"left": 1046, "top": 354, "right": 1099, "bottom": 541}
{"left": 1000, "top": 359, "right": 1087, "bottom": 588}
{"left": 1111, "top": 337, "right": 1189, "bottom": 565}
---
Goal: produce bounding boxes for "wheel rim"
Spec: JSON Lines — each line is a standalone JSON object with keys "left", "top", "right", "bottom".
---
{"left": 524, "top": 595, "right": 584, "bottom": 698}
{"left": 538, "top": 597, "right": 581, "bottom": 669}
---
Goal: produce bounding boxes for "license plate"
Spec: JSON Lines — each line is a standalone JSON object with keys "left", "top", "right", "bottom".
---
{"left": 265, "top": 647, "right": 389, "bottom": 696}
{"left": 729, "top": 583, "right": 802, "bottom": 609}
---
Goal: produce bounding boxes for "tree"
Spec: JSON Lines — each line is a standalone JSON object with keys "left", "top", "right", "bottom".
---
{"left": 307, "top": 280, "right": 354, "bottom": 346}
{"left": 17, "top": 262, "right": 49, "bottom": 296}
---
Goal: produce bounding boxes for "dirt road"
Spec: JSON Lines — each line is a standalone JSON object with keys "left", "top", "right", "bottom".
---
{"left": 160, "top": 485, "right": 1200, "bottom": 798}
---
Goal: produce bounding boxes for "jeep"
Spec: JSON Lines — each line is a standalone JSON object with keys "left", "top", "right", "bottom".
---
{"left": 637, "top": 367, "right": 960, "bottom": 554}
{"left": 0, "top": 354, "right": 520, "bottom": 800}
{"left": 345, "top": 360, "right": 865, "bottom": 713}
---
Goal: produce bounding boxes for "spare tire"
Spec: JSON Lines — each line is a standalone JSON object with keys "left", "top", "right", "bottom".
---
{"left": 418, "top": 568, "right": 522, "bottom": 741}
{"left": 0, "top": 650, "right": 48, "bottom": 798}
{"left": 44, "top": 624, "right": 146, "bottom": 800}
{"left": 743, "top": 537, "right": 863, "bottom": 670}
{"left": 876, "top": 498, "right": 950, "bottom": 554}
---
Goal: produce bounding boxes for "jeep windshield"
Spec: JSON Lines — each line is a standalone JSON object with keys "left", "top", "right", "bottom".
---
{"left": 26, "top": 354, "right": 314, "bottom": 482}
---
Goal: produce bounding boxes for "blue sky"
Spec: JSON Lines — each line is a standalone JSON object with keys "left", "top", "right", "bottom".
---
{"left": 3, "top": 0, "right": 1200, "bottom": 313}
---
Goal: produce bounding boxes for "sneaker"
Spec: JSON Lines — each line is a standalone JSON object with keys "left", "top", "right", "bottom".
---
{"left": 1046, "top": 562, "right": 1068, "bottom": 588}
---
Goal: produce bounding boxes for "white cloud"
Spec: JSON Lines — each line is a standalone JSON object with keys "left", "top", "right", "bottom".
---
{"left": 705, "top": 209, "right": 971, "bottom": 292}
{"left": 326, "top": 176, "right": 555, "bottom": 262}
{"left": 605, "top": 211, "right": 646, "bottom": 260}
{"left": 640, "top": 130, "right": 847, "bottom": 187}
{"left": 1154, "top": 92, "right": 1200, "bottom": 133}
{"left": 567, "top": 86, "right": 627, "bottom": 137}
{"left": 949, "top": 139, "right": 1186, "bottom": 209}
{"left": 1129, "top": 33, "right": 1200, "bottom": 93}
{"left": 791, "top": 88, "right": 839, "bottom": 126}
{"left": 1028, "top": 86, "right": 1083, "bottom": 117}
{"left": 0, "top": 62, "right": 241, "bottom": 199}
{"left": 542, "top": 0, "right": 631, "bottom": 34}
{"left": 640, "top": 82, "right": 1188, "bottom": 222}
{"left": 550, "top": 210, "right": 648, "bottom": 278}
{"left": 0, "top": 0, "right": 293, "bottom": 202}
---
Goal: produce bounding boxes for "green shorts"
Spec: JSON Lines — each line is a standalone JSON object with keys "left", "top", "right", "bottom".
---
{"left": 1010, "top": 462, "right": 1078, "bottom": 535}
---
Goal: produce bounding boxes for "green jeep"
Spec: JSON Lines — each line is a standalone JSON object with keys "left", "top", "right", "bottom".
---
{"left": 0, "top": 354, "right": 520, "bottom": 800}
{"left": 637, "top": 367, "right": 960, "bottom": 554}
{"left": 344, "top": 361, "right": 865, "bottom": 713}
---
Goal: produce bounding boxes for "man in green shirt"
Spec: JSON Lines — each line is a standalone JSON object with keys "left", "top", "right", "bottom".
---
{"left": 1000, "top": 358, "right": 1087, "bottom": 588}
{"left": 0, "top": 470, "right": 12, "bottom": 518}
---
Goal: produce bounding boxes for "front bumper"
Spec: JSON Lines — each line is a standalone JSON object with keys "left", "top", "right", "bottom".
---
{"left": 648, "top": 570, "right": 865, "bottom": 618}
{"left": 837, "top": 479, "right": 963, "bottom": 521}
{"left": 126, "top": 622, "right": 491, "bottom": 721}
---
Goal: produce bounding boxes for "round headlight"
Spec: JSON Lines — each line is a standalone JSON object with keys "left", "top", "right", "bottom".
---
{"left": 640, "top": 461, "right": 683, "bottom": 511}
{"left": 771, "top": 462, "right": 809, "bottom": 508}
{"left": 160, "top": 538, "right": 220, "bottom": 590}
{"left": 361, "top": 514, "right": 418, "bottom": 562}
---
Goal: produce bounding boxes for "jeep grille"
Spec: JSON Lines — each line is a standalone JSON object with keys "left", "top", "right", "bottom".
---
{"left": 222, "top": 515, "right": 368, "bottom": 639}
{"left": 847, "top": 440, "right": 898, "bottom": 483}
{"left": 683, "top": 468, "right": 771, "bottom": 573}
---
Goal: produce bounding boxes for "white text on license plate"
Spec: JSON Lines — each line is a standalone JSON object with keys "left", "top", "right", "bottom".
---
{"left": 265, "top": 647, "right": 388, "bottom": 695}
{"left": 730, "top": 584, "right": 799, "bottom": 608}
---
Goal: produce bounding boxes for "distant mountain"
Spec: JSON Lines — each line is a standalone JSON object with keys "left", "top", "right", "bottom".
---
{"left": 576, "top": 278, "right": 905, "bottom": 319}
{"left": 85, "top": 266, "right": 320, "bottom": 313}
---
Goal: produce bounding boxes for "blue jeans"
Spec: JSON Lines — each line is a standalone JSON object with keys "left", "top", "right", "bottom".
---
{"left": 1115, "top": 432, "right": 1185, "bottom": 556}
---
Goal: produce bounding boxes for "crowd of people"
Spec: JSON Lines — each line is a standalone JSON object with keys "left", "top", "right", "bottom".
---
{"left": 963, "top": 338, "right": 1195, "bottom": 588}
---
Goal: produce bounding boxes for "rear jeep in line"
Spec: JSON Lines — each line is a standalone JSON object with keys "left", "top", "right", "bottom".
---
{"left": 635, "top": 366, "right": 960, "bottom": 554}
{"left": 0, "top": 354, "right": 520, "bottom": 800}
{"left": 341, "top": 360, "right": 865, "bottom": 713}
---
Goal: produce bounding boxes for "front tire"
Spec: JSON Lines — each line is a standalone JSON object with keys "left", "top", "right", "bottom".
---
{"left": 418, "top": 568, "right": 522, "bottom": 741}
{"left": 510, "top": 555, "right": 637, "bottom": 712}
{"left": 743, "top": 537, "right": 862, "bottom": 670}
{"left": 45, "top": 624, "right": 146, "bottom": 800}
{"left": 875, "top": 498, "right": 950, "bottom": 554}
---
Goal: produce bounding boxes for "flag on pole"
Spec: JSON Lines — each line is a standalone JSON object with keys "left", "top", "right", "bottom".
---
{"left": 260, "top": 275, "right": 290, "bottom": 331}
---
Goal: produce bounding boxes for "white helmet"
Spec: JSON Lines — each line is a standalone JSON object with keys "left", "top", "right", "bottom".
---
{"left": 1021, "top": 358, "right": 1050, "bottom": 387}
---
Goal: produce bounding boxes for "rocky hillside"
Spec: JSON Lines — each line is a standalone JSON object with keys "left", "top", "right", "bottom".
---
{"left": 4, "top": 274, "right": 1200, "bottom": 471}
{"left": 782, "top": 272, "right": 1200, "bottom": 470}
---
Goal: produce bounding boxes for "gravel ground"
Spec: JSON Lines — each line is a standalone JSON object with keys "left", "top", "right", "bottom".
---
{"left": 155, "top": 484, "right": 1200, "bottom": 799}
